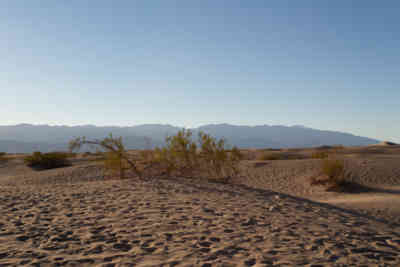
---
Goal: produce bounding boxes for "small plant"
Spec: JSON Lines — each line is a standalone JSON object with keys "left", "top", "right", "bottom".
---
{"left": 311, "top": 151, "right": 329, "bottom": 159}
{"left": 311, "top": 157, "right": 348, "bottom": 191}
{"left": 0, "top": 152, "right": 7, "bottom": 163}
{"left": 103, "top": 151, "right": 130, "bottom": 179}
{"left": 24, "top": 151, "right": 71, "bottom": 170}
{"left": 259, "top": 153, "right": 283, "bottom": 160}
{"left": 69, "top": 134, "right": 141, "bottom": 179}
{"left": 150, "top": 130, "right": 241, "bottom": 180}
{"left": 66, "top": 152, "right": 77, "bottom": 158}
{"left": 151, "top": 129, "right": 198, "bottom": 176}
{"left": 322, "top": 158, "right": 344, "bottom": 179}
{"left": 198, "top": 132, "right": 241, "bottom": 179}
{"left": 258, "top": 152, "right": 304, "bottom": 161}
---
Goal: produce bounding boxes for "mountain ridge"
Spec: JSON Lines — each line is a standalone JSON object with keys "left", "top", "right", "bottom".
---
{"left": 0, "top": 123, "right": 379, "bottom": 153}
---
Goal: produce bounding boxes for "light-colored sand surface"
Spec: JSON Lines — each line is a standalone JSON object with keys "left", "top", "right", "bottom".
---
{"left": 1, "top": 178, "right": 400, "bottom": 266}
{"left": 236, "top": 156, "right": 400, "bottom": 225}
{"left": 1, "top": 148, "right": 400, "bottom": 266}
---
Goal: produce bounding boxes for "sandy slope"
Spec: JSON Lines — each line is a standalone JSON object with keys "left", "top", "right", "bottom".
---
{"left": 1, "top": 178, "right": 400, "bottom": 266}
{"left": 236, "top": 156, "right": 400, "bottom": 226}
{"left": 1, "top": 151, "right": 400, "bottom": 266}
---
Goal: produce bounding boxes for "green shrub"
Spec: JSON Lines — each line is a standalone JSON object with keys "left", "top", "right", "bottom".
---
{"left": 150, "top": 130, "right": 241, "bottom": 180}
{"left": 24, "top": 151, "right": 71, "bottom": 170}
{"left": 259, "top": 152, "right": 283, "bottom": 160}
{"left": 69, "top": 134, "right": 141, "bottom": 179}
{"left": 311, "top": 151, "right": 329, "bottom": 159}
{"left": 322, "top": 158, "right": 344, "bottom": 179}
{"left": 310, "top": 158, "right": 348, "bottom": 191}
{"left": 258, "top": 152, "right": 304, "bottom": 160}
{"left": 261, "top": 148, "right": 282, "bottom": 152}
{"left": 0, "top": 152, "right": 7, "bottom": 163}
{"left": 198, "top": 132, "right": 241, "bottom": 179}
{"left": 103, "top": 151, "right": 129, "bottom": 179}
{"left": 151, "top": 129, "right": 198, "bottom": 176}
{"left": 70, "top": 132, "right": 241, "bottom": 181}
{"left": 66, "top": 152, "right": 77, "bottom": 158}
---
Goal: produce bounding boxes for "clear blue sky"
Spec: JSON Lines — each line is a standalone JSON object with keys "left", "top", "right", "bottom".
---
{"left": 1, "top": 1, "right": 399, "bottom": 142}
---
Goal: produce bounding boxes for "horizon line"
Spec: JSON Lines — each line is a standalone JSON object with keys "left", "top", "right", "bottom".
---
{"left": 0, "top": 122, "right": 383, "bottom": 141}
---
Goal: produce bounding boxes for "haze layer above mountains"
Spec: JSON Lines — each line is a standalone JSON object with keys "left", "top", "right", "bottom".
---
{"left": 0, "top": 124, "right": 378, "bottom": 153}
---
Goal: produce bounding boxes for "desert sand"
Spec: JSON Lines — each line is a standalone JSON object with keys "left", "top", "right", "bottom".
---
{"left": 1, "top": 145, "right": 400, "bottom": 266}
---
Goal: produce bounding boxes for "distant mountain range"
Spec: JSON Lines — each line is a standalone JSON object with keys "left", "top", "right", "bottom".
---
{"left": 0, "top": 123, "right": 379, "bottom": 153}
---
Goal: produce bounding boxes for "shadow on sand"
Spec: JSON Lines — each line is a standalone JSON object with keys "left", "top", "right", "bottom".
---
{"left": 331, "top": 181, "right": 400, "bottom": 195}
{"left": 163, "top": 176, "right": 400, "bottom": 229}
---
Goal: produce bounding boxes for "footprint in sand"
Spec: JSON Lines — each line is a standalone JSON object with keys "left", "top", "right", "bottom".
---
{"left": 113, "top": 243, "right": 132, "bottom": 252}
{"left": 209, "top": 237, "right": 221, "bottom": 243}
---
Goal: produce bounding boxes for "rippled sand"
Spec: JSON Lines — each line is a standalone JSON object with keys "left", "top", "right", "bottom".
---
{"left": 1, "top": 151, "right": 400, "bottom": 266}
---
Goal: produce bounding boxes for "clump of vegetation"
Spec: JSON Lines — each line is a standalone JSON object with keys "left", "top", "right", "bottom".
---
{"left": 65, "top": 152, "right": 77, "bottom": 158}
{"left": 0, "top": 152, "right": 8, "bottom": 163}
{"left": 258, "top": 152, "right": 304, "bottom": 161}
{"left": 311, "top": 151, "right": 329, "bottom": 159}
{"left": 261, "top": 148, "right": 282, "bottom": 152}
{"left": 198, "top": 132, "right": 242, "bottom": 179}
{"left": 70, "top": 131, "right": 241, "bottom": 181}
{"left": 235, "top": 149, "right": 256, "bottom": 160}
{"left": 322, "top": 158, "right": 344, "bottom": 180}
{"left": 69, "top": 134, "right": 141, "bottom": 179}
{"left": 24, "top": 151, "right": 71, "bottom": 170}
{"left": 151, "top": 129, "right": 198, "bottom": 176}
{"left": 259, "top": 152, "right": 283, "bottom": 160}
{"left": 103, "top": 151, "right": 130, "bottom": 179}
{"left": 148, "top": 130, "right": 241, "bottom": 181}
{"left": 310, "top": 157, "right": 349, "bottom": 191}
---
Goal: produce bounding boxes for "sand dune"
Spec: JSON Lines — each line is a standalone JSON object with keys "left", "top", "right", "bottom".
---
{"left": 1, "top": 148, "right": 400, "bottom": 266}
{"left": 1, "top": 178, "right": 400, "bottom": 266}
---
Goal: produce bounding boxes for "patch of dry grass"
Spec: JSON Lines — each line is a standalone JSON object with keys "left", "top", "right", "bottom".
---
{"left": 311, "top": 151, "right": 329, "bottom": 159}
{"left": 24, "top": 152, "right": 71, "bottom": 170}
{"left": 258, "top": 152, "right": 305, "bottom": 161}
{"left": 310, "top": 158, "right": 351, "bottom": 192}
{"left": 0, "top": 152, "right": 8, "bottom": 163}
{"left": 147, "top": 130, "right": 241, "bottom": 180}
